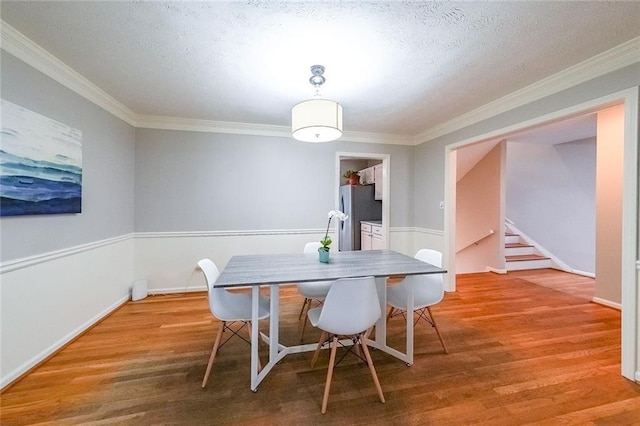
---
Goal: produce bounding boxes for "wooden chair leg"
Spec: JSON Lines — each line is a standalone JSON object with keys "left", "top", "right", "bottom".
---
{"left": 427, "top": 307, "right": 448, "bottom": 354}
{"left": 311, "top": 331, "right": 328, "bottom": 368}
{"left": 298, "top": 298, "right": 309, "bottom": 320}
{"left": 246, "top": 321, "right": 262, "bottom": 371}
{"left": 202, "top": 321, "right": 225, "bottom": 388}
{"left": 386, "top": 307, "right": 395, "bottom": 323}
{"left": 321, "top": 335, "right": 338, "bottom": 414}
{"left": 299, "top": 310, "right": 310, "bottom": 342}
{"left": 353, "top": 336, "right": 363, "bottom": 361}
{"left": 359, "top": 334, "right": 385, "bottom": 404}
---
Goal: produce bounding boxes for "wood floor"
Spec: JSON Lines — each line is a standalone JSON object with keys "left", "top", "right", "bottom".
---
{"left": 2, "top": 269, "right": 639, "bottom": 425}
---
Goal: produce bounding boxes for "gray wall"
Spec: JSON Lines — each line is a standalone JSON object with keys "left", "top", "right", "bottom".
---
{"left": 506, "top": 139, "right": 596, "bottom": 273}
{"left": 134, "top": 129, "right": 415, "bottom": 232}
{"left": 413, "top": 63, "right": 640, "bottom": 231}
{"left": 0, "top": 52, "right": 136, "bottom": 262}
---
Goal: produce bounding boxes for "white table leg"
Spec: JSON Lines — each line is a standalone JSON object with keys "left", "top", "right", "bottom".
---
{"left": 269, "top": 284, "right": 279, "bottom": 362}
{"left": 250, "top": 285, "right": 260, "bottom": 392}
{"left": 365, "top": 276, "right": 417, "bottom": 365}
{"left": 406, "top": 277, "right": 415, "bottom": 366}
{"left": 374, "top": 276, "right": 387, "bottom": 347}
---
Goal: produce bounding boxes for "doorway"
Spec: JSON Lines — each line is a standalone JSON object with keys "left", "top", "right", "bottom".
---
{"left": 335, "top": 152, "right": 390, "bottom": 251}
{"left": 443, "top": 88, "right": 639, "bottom": 381}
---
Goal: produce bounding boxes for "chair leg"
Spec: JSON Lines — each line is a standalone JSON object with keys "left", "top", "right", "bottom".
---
{"left": 311, "top": 331, "right": 328, "bottom": 368}
{"left": 354, "top": 336, "right": 363, "bottom": 361}
{"left": 299, "top": 310, "right": 310, "bottom": 342}
{"left": 321, "top": 335, "right": 338, "bottom": 414}
{"left": 246, "top": 321, "right": 262, "bottom": 371}
{"left": 427, "top": 307, "right": 448, "bottom": 354}
{"left": 298, "top": 298, "right": 310, "bottom": 320}
{"left": 359, "top": 333, "right": 385, "bottom": 404}
{"left": 386, "top": 307, "right": 395, "bottom": 323}
{"left": 202, "top": 321, "right": 225, "bottom": 388}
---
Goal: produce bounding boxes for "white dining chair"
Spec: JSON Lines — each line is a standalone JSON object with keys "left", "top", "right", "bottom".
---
{"left": 308, "top": 276, "right": 385, "bottom": 414}
{"left": 296, "top": 242, "right": 333, "bottom": 341}
{"left": 197, "top": 258, "right": 270, "bottom": 388}
{"left": 386, "top": 248, "right": 448, "bottom": 353}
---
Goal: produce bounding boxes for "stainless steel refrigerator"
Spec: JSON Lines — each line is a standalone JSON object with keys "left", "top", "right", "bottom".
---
{"left": 338, "top": 185, "right": 382, "bottom": 251}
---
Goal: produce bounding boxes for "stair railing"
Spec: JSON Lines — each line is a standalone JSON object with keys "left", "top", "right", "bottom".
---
{"left": 456, "top": 229, "right": 495, "bottom": 253}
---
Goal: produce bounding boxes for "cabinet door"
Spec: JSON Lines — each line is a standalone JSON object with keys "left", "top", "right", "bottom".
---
{"left": 361, "top": 230, "right": 372, "bottom": 250}
{"left": 359, "top": 166, "right": 374, "bottom": 185}
{"left": 374, "top": 164, "right": 383, "bottom": 200}
{"left": 371, "top": 225, "right": 384, "bottom": 250}
{"left": 371, "top": 235, "right": 384, "bottom": 250}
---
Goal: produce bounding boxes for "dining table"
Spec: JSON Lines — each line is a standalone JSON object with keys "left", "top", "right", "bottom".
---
{"left": 215, "top": 249, "right": 447, "bottom": 392}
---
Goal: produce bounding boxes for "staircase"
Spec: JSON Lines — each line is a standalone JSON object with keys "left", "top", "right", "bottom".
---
{"left": 505, "top": 231, "right": 552, "bottom": 271}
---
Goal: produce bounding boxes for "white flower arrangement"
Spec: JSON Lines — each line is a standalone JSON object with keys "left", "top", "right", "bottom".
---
{"left": 320, "top": 209, "right": 348, "bottom": 251}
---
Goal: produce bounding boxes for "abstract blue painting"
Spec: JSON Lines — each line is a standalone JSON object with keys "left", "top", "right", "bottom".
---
{"left": 1, "top": 99, "right": 82, "bottom": 216}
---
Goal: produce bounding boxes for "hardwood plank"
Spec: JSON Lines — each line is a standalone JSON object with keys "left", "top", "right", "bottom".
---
{"left": 1, "top": 270, "right": 639, "bottom": 425}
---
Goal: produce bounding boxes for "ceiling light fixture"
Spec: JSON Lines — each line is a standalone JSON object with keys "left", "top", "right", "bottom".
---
{"left": 291, "top": 65, "right": 343, "bottom": 143}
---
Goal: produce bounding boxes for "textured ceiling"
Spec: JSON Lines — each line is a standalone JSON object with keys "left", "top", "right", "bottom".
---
{"left": 1, "top": 1, "right": 639, "bottom": 138}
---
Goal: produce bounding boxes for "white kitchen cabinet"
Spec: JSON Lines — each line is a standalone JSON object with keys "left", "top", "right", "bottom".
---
{"left": 361, "top": 222, "right": 384, "bottom": 250}
{"left": 360, "top": 166, "right": 375, "bottom": 185}
{"left": 374, "top": 164, "right": 383, "bottom": 200}
{"left": 360, "top": 223, "right": 372, "bottom": 250}
{"left": 371, "top": 224, "right": 384, "bottom": 249}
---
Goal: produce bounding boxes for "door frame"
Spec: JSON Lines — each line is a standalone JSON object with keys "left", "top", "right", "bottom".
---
{"left": 444, "top": 87, "right": 639, "bottom": 381}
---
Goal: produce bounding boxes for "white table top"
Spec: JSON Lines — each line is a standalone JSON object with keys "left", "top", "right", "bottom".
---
{"left": 216, "top": 249, "right": 446, "bottom": 288}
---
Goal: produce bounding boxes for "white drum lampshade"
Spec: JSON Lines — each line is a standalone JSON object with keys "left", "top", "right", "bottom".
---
{"left": 291, "top": 98, "right": 343, "bottom": 143}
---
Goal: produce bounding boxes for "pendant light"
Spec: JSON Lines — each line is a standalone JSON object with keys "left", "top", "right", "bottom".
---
{"left": 291, "top": 65, "right": 343, "bottom": 143}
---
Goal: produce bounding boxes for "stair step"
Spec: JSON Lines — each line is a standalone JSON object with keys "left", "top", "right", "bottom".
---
{"left": 505, "top": 242, "right": 533, "bottom": 249}
{"left": 506, "top": 254, "right": 550, "bottom": 262}
{"left": 505, "top": 234, "right": 521, "bottom": 244}
{"left": 505, "top": 243, "right": 536, "bottom": 256}
{"left": 505, "top": 255, "right": 552, "bottom": 271}
{"left": 504, "top": 224, "right": 552, "bottom": 271}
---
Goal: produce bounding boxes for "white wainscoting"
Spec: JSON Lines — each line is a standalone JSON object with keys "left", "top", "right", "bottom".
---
{"left": 413, "top": 227, "right": 445, "bottom": 255}
{"left": 0, "top": 235, "right": 134, "bottom": 389}
{"left": 134, "top": 229, "right": 328, "bottom": 292}
{"left": 134, "top": 228, "right": 445, "bottom": 292}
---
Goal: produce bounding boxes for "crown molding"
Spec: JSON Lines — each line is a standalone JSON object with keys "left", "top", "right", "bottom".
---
{"left": 414, "top": 36, "right": 640, "bottom": 144}
{"left": 341, "top": 130, "right": 415, "bottom": 146}
{"left": 3, "top": 20, "right": 638, "bottom": 146}
{"left": 135, "top": 115, "right": 414, "bottom": 144}
{"left": 135, "top": 114, "right": 292, "bottom": 138}
{"left": 1, "top": 21, "right": 138, "bottom": 126}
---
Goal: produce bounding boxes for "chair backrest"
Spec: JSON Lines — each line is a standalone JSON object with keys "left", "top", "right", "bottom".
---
{"left": 197, "top": 258, "right": 223, "bottom": 316}
{"left": 316, "top": 276, "right": 380, "bottom": 335}
{"left": 404, "top": 249, "right": 444, "bottom": 308}
{"left": 304, "top": 242, "right": 323, "bottom": 253}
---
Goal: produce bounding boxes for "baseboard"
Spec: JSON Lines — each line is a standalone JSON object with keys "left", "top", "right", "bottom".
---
{"left": 486, "top": 267, "right": 507, "bottom": 274}
{"left": 571, "top": 269, "right": 595, "bottom": 278}
{"left": 592, "top": 297, "right": 622, "bottom": 310}
{"left": 147, "top": 286, "right": 207, "bottom": 296}
{"left": 1, "top": 294, "right": 130, "bottom": 391}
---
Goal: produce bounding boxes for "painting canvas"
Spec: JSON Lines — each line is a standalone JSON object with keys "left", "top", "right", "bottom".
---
{"left": 1, "top": 99, "right": 82, "bottom": 216}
